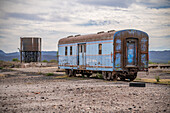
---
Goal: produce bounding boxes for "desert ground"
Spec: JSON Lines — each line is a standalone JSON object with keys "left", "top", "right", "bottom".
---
{"left": 0, "top": 62, "right": 170, "bottom": 112}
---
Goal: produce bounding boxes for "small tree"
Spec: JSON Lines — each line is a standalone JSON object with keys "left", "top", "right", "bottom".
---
{"left": 168, "top": 61, "right": 170, "bottom": 64}
{"left": 155, "top": 76, "right": 160, "bottom": 82}
{"left": 97, "top": 73, "right": 103, "bottom": 79}
{"left": 49, "top": 59, "right": 57, "bottom": 63}
{"left": 56, "top": 51, "right": 59, "bottom": 63}
{"left": 12, "top": 58, "right": 19, "bottom": 62}
{"left": 149, "top": 60, "right": 156, "bottom": 64}
{"left": 56, "top": 51, "right": 58, "bottom": 57}
{"left": 46, "top": 73, "right": 54, "bottom": 76}
{"left": 42, "top": 60, "right": 48, "bottom": 62}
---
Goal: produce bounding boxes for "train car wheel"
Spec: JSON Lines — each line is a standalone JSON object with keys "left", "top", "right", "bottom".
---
{"left": 129, "top": 73, "right": 137, "bottom": 81}
{"left": 102, "top": 72, "right": 107, "bottom": 80}
{"left": 110, "top": 72, "right": 118, "bottom": 81}
{"left": 82, "top": 74, "right": 85, "bottom": 77}
{"left": 73, "top": 70, "right": 76, "bottom": 77}
{"left": 119, "top": 77, "right": 125, "bottom": 81}
{"left": 86, "top": 74, "right": 91, "bottom": 78}
{"left": 130, "top": 77, "right": 136, "bottom": 81}
{"left": 107, "top": 72, "right": 112, "bottom": 80}
{"left": 112, "top": 74, "right": 118, "bottom": 81}
{"left": 65, "top": 69, "right": 69, "bottom": 76}
{"left": 68, "top": 70, "right": 73, "bottom": 77}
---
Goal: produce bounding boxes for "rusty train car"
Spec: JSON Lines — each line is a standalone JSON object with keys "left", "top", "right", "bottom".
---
{"left": 58, "top": 29, "right": 149, "bottom": 81}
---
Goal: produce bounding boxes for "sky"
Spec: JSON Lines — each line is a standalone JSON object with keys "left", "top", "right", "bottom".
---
{"left": 0, "top": 0, "right": 170, "bottom": 53}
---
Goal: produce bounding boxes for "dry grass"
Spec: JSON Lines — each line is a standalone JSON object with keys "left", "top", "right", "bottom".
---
{"left": 163, "top": 70, "right": 170, "bottom": 74}
{"left": 134, "top": 78, "right": 170, "bottom": 85}
{"left": 55, "top": 75, "right": 68, "bottom": 79}
{"left": 46, "top": 73, "right": 54, "bottom": 76}
{"left": 54, "top": 75, "right": 170, "bottom": 85}
{"left": 54, "top": 75, "right": 90, "bottom": 80}
{"left": 0, "top": 74, "right": 6, "bottom": 77}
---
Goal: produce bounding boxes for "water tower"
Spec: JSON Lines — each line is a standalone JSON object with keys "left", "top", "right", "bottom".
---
{"left": 20, "top": 37, "right": 42, "bottom": 63}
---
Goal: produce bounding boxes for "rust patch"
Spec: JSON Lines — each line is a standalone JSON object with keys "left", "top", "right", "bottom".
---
{"left": 59, "top": 31, "right": 116, "bottom": 44}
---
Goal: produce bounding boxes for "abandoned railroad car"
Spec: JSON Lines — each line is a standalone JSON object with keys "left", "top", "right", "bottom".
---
{"left": 58, "top": 29, "right": 149, "bottom": 81}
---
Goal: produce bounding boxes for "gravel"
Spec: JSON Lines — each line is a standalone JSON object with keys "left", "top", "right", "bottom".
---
{"left": 0, "top": 67, "right": 170, "bottom": 112}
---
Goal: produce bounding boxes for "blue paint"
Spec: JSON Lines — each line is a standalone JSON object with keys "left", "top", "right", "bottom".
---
{"left": 115, "top": 53, "right": 121, "bottom": 67}
{"left": 78, "top": 44, "right": 86, "bottom": 67}
{"left": 59, "top": 29, "right": 149, "bottom": 71}
{"left": 141, "top": 37, "right": 147, "bottom": 51}
{"left": 59, "top": 39, "right": 114, "bottom": 71}
{"left": 86, "top": 67, "right": 113, "bottom": 71}
{"left": 116, "top": 39, "right": 121, "bottom": 51}
{"left": 141, "top": 54, "right": 148, "bottom": 68}
{"left": 127, "top": 42, "right": 135, "bottom": 64}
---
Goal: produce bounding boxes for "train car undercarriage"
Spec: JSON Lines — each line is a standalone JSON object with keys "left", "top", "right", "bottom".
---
{"left": 65, "top": 69, "right": 138, "bottom": 81}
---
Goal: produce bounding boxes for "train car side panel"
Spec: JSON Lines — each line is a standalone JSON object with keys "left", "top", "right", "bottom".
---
{"left": 85, "top": 40, "right": 113, "bottom": 71}
{"left": 59, "top": 39, "right": 114, "bottom": 71}
{"left": 58, "top": 43, "right": 78, "bottom": 69}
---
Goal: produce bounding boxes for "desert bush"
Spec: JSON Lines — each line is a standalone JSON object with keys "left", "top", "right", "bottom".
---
{"left": 49, "top": 59, "right": 57, "bottom": 63}
{"left": 135, "top": 78, "right": 141, "bottom": 80}
{"left": 37, "top": 72, "right": 43, "bottom": 75}
{"left": 155, "top": 75, "right": 160, "bottom": 82}
{"left": 12, "top": 58, "right": 19, "bottom": 62}
{"left": 46, "top": 73, "right": 54, "bottom": 76}
{"left": 149, "top": 61, "right": 156, "bottom": 64}
{"left": 42, "top": 60, "right": 48, "bottom": 62}
{"left": 97, "top": 73, "right": 103, "bottom": 79}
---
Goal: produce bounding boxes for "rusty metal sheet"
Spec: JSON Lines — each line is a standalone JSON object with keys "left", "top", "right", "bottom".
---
{"left": 114, "top": 29, "right": 149, "bottom": 71}
{"left": 20, "top": 37, "right": 42, "bottom": 63}
{"left": 59, "top": 31, "right": 116, "bottom": 44}
{"left": 21, "top": 37, "right": 41, "bottom": 52}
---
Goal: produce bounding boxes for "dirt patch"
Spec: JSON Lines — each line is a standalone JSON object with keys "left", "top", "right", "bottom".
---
{"left": 0, "top": 67, "right": 170, "bottom": 112}
{"left": 138, "top": 68, "right": 170, "bottom": 79}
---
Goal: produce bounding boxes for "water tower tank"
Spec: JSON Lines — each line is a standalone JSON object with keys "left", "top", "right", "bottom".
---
{"left": 20, "top": 37, "right": 41, "bottom": 63}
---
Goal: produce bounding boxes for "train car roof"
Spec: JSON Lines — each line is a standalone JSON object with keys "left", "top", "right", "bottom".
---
{"left": 58, "top": 30, "right": 116, "bottom": 45}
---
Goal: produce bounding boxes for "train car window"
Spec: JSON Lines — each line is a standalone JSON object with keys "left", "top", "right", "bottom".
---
{"left": 79, "top": 45, "right": 81, "bottom": 53}
{"left": 70, "top": 46, "right": 72, "bottom": 55}
{"left": 84, "top": 44, "right": 86, "bottom": 52}
{"left": 99, "top": 44, "right": 102, "bottom": 54}
{"left": 65, "top": 47, "right": 67, "bottom": 55}
{"left": 81, "top": 45, "right": 82, "bottom": 52}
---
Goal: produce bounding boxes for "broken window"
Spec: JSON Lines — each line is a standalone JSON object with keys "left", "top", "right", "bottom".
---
{"left": 84, "top": 44, "right": 86, "bottom": 52}
{"left": 99, "top": 44, "right": 102, "bottom": 54}
{"left": 65, "top": 47, "right": 67, "bottom": 55}
{"left": 70, "top": 46, "right": 72, "bottom": 55}
{"left": 79, "top": 45, "right": 81, "bottom": 53}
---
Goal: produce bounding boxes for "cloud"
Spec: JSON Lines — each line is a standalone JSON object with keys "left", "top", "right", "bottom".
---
{"left": 78, "top": 20, "right": 119, "bottom": 26}
{"left": 136, "top": 0, "right": 170, "bottom": 9}
{"left": 0, "top": 0, "right": 170, "bottom": 53}
{"left": 0, "top": 36, "right": 5, "bottom": 39}
{"left": 78, "top": 0, "right": 170, "bottom": 9}
{"left": 7, "top": 12, "right": 45, "bottom": 21}
{"left": 5, "top": 12, "right": 70, "bottom": 22}
{"left": 77, "top": 0, "right": 136, "bottom": 8}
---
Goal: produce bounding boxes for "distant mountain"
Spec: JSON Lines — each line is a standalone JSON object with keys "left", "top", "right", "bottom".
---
{"left": 42, "top": 51, "right": 57, "bottom": 61}
{"left": 149, "top": 50, "right": 170, "bottom": 63}
{"left": 0, "top": 50, "right": 5, "bottom": 55}
{"left": 0, "top": 50, "right": 170, "bottom": 63}
{"left": 0, "top": 50, "right": 57, "bottom": 61}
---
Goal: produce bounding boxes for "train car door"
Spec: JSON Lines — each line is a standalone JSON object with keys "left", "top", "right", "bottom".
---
{"left": 114, "top": 38, "right": 122, "bottom": 68}
{"left": 126, "top": 38, "right": 138, "bottom": 67}
{"left": 78, "top": 44, "right": 86, "bottom": 69}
